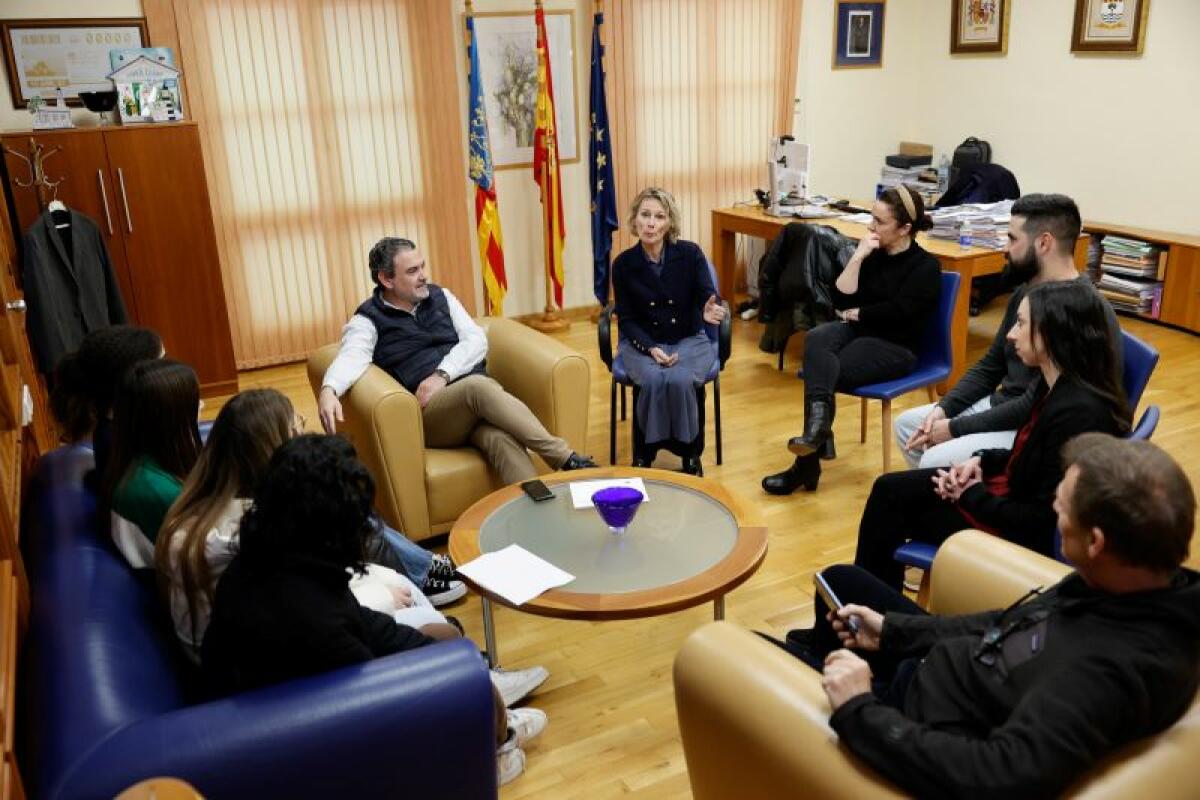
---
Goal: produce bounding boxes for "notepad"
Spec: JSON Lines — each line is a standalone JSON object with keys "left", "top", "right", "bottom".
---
{"left": 456, "top": 544, "right": 576, "bottom": 606}
{"left": 567, "top": 478, "right": 650, "bottom": 510}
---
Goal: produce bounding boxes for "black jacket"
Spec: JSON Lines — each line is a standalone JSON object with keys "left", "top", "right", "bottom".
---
{"left": 612, "top": 239, "right": 715, "bottom": 354}
{"left": 757, "top": 222, "right": 855, "bottom": 319}
{"left": 832, "top": 569, "right": 1200, "bottom": 798}
{"left": 21, "top": 209, "right": 127, "bottom": 372}
{"left": 202, "top": 553, "right": 433, "bottom": 696}
{"left": 957, "top": 375, "right": 1128, "bottom": 556}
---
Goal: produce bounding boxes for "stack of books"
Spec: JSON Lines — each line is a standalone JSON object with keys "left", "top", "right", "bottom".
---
{"left": 1096, "top": 235, "right": 1165, "bottom": 317}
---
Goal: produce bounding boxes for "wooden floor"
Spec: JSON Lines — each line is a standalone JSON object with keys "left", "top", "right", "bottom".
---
{"left": 212, "top": 301, "right": 1200, "bottom": 799}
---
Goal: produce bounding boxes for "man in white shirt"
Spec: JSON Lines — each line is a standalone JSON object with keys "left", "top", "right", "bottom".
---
{"left": 318, "top": 237, "right": 595, "bottom": 484}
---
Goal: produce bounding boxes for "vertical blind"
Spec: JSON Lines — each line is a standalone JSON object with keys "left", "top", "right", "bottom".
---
{"left": 169, "top": 0, "right": 472, "bottom": 368}
{"left": 606, "top": 0, "right": 801, "bottom": 277}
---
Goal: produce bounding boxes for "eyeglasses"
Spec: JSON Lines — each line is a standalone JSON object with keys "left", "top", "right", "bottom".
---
{"left": 973, "top": 585, "right": 1045, "bottom": 666}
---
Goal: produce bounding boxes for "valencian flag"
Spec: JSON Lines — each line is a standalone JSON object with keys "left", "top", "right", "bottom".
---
{"left": 466, "top": 12, "right": 508, "bottom": 315}
{"left": 533, "top": 1, "right": 565, "bottom": 307}
{"left": 589, "top": 8, "right": 618, "bottom": 306}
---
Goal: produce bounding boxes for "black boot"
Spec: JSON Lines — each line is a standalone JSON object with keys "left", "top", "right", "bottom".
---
{"left": 681, "top": 456, "right": 703, "bottom": 476}
{"left": 788, "top": 398, "right": 834, "bottom": 457}
{"left": 819, "top": 436, "right": 837, "bottom": 461}
{"left": 761, "top": 453, "right": 821, "bottom": 495}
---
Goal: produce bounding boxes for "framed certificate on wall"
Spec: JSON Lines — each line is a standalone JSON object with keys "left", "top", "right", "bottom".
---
{"left": 1, "top": 18, "right": 149, "bottom": 107}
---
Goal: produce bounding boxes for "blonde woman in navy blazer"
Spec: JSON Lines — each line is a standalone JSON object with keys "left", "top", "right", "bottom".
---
{"left": 611, "top": 187, "right": 727, "bottom": 475}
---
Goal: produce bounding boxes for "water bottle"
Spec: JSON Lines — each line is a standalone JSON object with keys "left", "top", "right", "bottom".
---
{"left": 937, "top": 154, "right": 950, "bottom": 194}
{"left": 959, "top": 220, "right": 973, "bottom": 250}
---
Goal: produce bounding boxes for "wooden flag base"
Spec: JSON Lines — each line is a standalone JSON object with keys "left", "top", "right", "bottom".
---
{"left": 526, "top": 305, "right": 570, "bottom": 332}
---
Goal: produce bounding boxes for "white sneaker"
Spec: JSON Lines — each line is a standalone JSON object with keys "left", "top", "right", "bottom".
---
{"left": 497, "top": 732, "right": 526, "bottom": 786}
{"left": 491, "top": 665, "right": 549, "bottom": 707}
{"left": 506, "top": 707, "right": 548, "bottom": 747}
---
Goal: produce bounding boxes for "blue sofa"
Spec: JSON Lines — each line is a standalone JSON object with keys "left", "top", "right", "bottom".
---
{"left": 19, "top": 445, "right": 498, "bottom": 799}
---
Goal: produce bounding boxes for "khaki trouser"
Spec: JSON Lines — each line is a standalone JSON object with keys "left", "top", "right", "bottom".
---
{"left": 422, "top": 374, "right": 572, "bottom": 484}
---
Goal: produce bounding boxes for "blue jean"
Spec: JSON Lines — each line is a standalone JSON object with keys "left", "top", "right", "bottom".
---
{"left": 370, "top": 517, "right": 434, "bottom": 585}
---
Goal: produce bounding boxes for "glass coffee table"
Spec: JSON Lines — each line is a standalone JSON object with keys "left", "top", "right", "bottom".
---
{"left": 448, "top": 467, "right": 767, "bottom": 666}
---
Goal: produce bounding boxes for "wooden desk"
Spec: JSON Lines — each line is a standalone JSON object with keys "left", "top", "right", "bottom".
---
{"left": 711, "top": 205, "right": 1087, "bottom": 391}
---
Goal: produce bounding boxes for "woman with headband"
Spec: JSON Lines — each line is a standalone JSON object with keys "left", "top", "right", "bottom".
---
{"left": 763, "top": 184, "right": 941, "bottom": 494}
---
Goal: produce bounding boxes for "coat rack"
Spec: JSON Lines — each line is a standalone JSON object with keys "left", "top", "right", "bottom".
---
{"left": 2, "top": 138, "right": 63, "bottom": 213}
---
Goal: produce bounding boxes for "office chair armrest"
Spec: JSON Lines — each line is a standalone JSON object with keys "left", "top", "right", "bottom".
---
{"left": 598, "top": 304, "right": 615, "bottom": 369}
{"left": 718, "top": 301, "right": 732, "bottom": 367}
{"left": 674, "top": 622, "right": 904, "bottom": 800}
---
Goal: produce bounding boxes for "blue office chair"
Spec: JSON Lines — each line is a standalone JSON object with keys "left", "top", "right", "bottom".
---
{"left": 894, "top": 328, "right": 1160, "bottom": 602}
{"left": 598, "top": 261, "right": 732, "bottom": 466}
{"left": 801, "top": 272, "right": 959, "bottom": 473}
{"left": 1120, "top": 329, "right": 1159, "bottom": 410}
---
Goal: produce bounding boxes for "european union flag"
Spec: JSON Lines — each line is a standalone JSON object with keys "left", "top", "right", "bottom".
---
{"left": 589, "top": 11, "right": 618, "bottom": 306}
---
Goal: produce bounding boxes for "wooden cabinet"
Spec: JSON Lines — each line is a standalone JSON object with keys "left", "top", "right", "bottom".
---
{"left": 1083, "top": 220, "right": 1200, "bottom": 336}
{"left": 1, "top": 123, "right": 237, "bottom": 396}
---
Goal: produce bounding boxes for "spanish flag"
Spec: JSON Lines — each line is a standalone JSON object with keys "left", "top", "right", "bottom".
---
{"left": 466, "top": 11, "right": 507, "bottom": 315}
{"left": 533, "top": 1, "right": 565, "bottom": 308}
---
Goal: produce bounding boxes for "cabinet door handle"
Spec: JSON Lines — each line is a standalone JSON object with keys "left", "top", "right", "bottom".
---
{"left": 97, "top": 170, "right": 114, "bottom": 235}
{"left": 117, "top": 167, "right": 133, "bottom": 234}
{"left": 4, "top": 300, "right": 25, "bottom": 312}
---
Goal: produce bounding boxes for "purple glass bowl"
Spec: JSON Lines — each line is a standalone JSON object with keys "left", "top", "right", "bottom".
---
{"left": 591, "top": 486, "right": 644, "bottom": 534}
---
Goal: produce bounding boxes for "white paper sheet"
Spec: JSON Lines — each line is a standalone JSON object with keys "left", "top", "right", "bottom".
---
{"left": 567, "top": 478, "right": 650, "bottom": 510}
{"left": 456, "top": 544, "right": 576, "bottom": 606}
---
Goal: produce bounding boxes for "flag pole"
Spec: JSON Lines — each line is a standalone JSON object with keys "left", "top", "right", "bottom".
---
{"left": 464, "top": 0, "right": 488, "bottom": 315}
{"left": 529, "top": 0, "right": 569, "bottom": 333}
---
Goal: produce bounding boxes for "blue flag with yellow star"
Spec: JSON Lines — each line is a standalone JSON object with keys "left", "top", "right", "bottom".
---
{"left": 589, "top": 11, "right": 618, "bottom": 306}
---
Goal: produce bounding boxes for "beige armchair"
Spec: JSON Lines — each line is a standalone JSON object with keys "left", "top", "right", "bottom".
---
{"left": 306, "top": 317, "right": 589, "bottom": 542}
{"left": 674, "top": 530, "right": 1200, "bottom": 800}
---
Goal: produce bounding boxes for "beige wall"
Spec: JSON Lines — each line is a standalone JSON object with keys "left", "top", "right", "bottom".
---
{"left": 452, "top": 0, "right": 598, "bottom": 317}
{"left": 0, "top": 0, "right": 143, "bottom": 132}
{"left": 797, "top": 0, "right": 1200, "bottom": 234}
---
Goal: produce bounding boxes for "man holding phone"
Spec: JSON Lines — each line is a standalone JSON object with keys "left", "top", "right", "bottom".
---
{"left": 771, "top": 434, "right": 1200, "bottom": 797}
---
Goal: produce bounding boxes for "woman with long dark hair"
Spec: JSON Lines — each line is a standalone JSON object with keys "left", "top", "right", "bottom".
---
{"left": 202, "top": 434, "right": 547, "bottom": 786}
{"left": 105, "top": 358, "right": 201, "bottom": 569}
{"left": 762, "top": 185, "right": 941, "bottom": 495}
{"left": 850, "top": 280, "right": 1130, "bottom": 588}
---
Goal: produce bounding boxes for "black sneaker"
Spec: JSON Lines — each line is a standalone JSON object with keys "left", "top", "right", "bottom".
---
{"left": 560, "top": 452, "right": 598, "bottom": 470}
{"left": 422, "top": 574, "right": 467, "bottom": 606}
{"left": 422, "top": 554, "right": 466, "bottom": 606}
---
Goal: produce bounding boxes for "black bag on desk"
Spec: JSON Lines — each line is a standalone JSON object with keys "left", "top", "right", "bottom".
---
{"left": 951, "top": 137, "right": 991, "bottom": 185}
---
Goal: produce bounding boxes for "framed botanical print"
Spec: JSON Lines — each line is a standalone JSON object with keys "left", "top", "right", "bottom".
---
{"left": 1071, "top": 0, "right": 1151, "bottom": 54}
{"left": 467, "top": 10, "right": 579, "bottom": 169}
{"left": 951, "top": 0, "right": 1009, "bottom": 55}
{"left": 833, "top": 1, "right": 886, "bottom": 70}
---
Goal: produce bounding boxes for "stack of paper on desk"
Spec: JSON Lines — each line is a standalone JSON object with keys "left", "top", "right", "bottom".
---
{"left": 457, "top": 544, "right": 576, "bottom": 606}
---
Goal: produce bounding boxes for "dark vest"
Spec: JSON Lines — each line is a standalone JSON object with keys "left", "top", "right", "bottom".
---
{"left": 355, "top": 285, "right": 485, "bottom": 393}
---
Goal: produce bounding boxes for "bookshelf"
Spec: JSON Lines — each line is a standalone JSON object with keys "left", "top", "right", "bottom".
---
{"left": 1082, "top": 221, "right": 1200, "bottom": 333}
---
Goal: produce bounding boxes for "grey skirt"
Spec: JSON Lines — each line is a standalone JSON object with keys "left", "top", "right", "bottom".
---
{"left": 619, "top": 332, "right": 715, "bottom": 444}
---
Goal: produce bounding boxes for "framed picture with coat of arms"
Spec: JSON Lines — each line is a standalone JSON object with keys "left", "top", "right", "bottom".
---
{"left": 1070, "top": 0, "right": 1151, "bottom": 54}
{"left": 951, "top": 0, "right": 1009, "bottom": 55}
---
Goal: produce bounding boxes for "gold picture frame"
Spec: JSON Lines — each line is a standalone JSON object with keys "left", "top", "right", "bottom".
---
{"left": 1071, "top": 0, "right": 1150, "bottom": 54}
{"left": 951, "top": 0, "right": 1009, "bottom": 56}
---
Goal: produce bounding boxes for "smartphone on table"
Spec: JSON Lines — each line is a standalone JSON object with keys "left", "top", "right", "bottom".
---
{"left": 520, "top": 479, "right": 554, "bottom": 502}
{"left": 814, "top": 570, "right": 860, "bottom": 634}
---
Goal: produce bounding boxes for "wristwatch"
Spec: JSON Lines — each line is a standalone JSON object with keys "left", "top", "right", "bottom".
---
{"left": 433, "top": 368, "right": 450, "bottom": 381}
